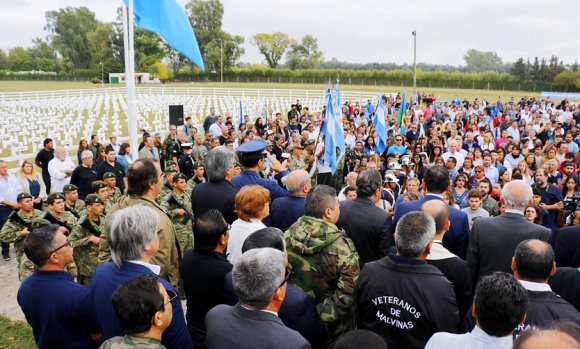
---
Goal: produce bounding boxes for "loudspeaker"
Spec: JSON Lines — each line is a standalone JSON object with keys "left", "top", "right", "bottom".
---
{"left": 169, "top": 105, "right": 184, "bottom": 126}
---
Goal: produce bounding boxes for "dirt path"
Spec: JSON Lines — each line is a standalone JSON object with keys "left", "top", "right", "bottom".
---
{"left": 0, "top": 246, "right": 25, "bottom": 321}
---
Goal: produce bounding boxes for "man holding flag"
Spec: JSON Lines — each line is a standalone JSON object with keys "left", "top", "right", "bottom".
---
{"left": 318, "top": 87, "right": 346, "bottom": 187}
{"left": 373, "top": 95, "right": 389, "bottom": 156}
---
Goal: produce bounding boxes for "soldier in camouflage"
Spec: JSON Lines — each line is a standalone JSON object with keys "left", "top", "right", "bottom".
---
{"left": 301, "top": 139, "right": 316, "bottom": 171}
{"left": 161, "top": 173, "right": 194, "bottom": 254}
{"left": 285, "top": 185, "right": 360, "bottom": 346}
{"left": 69, "top": 194, "right": 105, "bottom": 287}
{"left": 185, "top": 162, "right": 206, "bottom": 197}
{"left": 92, "top": 181, "right": 112, "bottom": 215}
{"left": 103, "top": 172, "right": 122, "bottom": 205}
{"left": 165, "top": 160, "right": 178, "bottom": 171}
{"left": 288, "top": 144, "right": 306, "bottom": 171}
{"left": 43, "top": 192, "right": 78, "bottom": 233}
{"left": 63, "top": 184, "right": 86, "bottom": 220}
{"left": 157, "top": 168, "right": 177, "bottom": 204}
{"left": 0, "top": 193, "right": 44, "bottom": 280}
{"left": 162, "top": 125, "right": 178, "bottom": 163}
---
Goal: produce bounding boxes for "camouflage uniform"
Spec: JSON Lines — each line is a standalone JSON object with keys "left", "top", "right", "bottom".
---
{"left": 0, "top": 209, "right": 44, "bottom": 280}
{"left": 289, "top": 155, "right": 306, "bottom": 171}
{"left": 482, "top": 195, "right": 499, "bottom": 216}
{"left": 65, "top": 200, "right": 86, "bottom": 221}
{"left": 107, "top": 187, "right": 123, "bottom": 205}
{"left": 42, "top": 211, "right": 79, "bottom": 232}
{"left": 157, "top": 181, "right": 174, "bottom": 205}
{"left": 163, "top": 136, "right": 177, "bottom": 162}
{"left": 99, "top": 335, "right": 166, "bottom": 349}
{"left": 333, "top": 151, "right": 347, "bottom": 192}
{"left": 185, "top": 176, "right": 206, "bottom": 197}
{"left": 285, "top": 215, "right": 360, "bottom": 345}
{"left": 300, "top": 148, "right": 316, "bottom": 173}
{"left": 161, "top": 192, "right": 194, "bottom": 254}
{"left": 69, "top": 215, "right": 105, "bottom": 287}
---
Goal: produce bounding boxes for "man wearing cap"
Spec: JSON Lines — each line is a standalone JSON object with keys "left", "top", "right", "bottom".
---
{"left": 0, "top": 193, "right": 44, "bottom": 280}
{"left": 162, "top": 125, "right": 178, "bottom": 163}
{"left": 43, "top": 192, "right": 78, "bottom": 232}
{"left": 157, "top": 168, "right": 177, "bottom": 204}
{"left": 186, "top": 162, "right": 206, "bottom": 196}
{"left": 103, "top": 173, "right": 122, "bottom": 205}
{"left": 288, "top": 144, "right": 306, "bottom": 171}
{"left": 69, "top": 194, "right": 105, "bottom": 287}
{"left": 70, "top": 150, "right": 99, "bottom": 200}
{"left": 231, "top": 140, "right": 289, "bottom": 202}
{"left": 301, "top": 139, "right": 316, "bottom": 173}
{"left": 92, "top": 181, "right": 111, "bottom": 215}
{"left": 63, "top": 184, "right": 86, "bottom": 220}
{"left": 177, "top": 143, "right": 195, "bottom": 179}
{"left": 161, "top": 173, "right": 194, "bottom": 254}
{"left": 96, "top": 149, "right": 126, "bottom": 194}
{"left": 165, "top": 160, "right": 178, "bottom": 171}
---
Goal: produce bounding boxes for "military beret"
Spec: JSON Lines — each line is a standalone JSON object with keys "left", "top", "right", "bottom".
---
{"left": 304, "top": 138, "right": 315, "bottom": 145}
{"left": 236, "top": 140, "right": 267, "bottom": 154}
{"left": 63, "top": 184, "right": 78, "bottom": 192}
{"left": 172, "top": 173, "right": 188, "bottom": 182}
{"left": 46, "top": 192, "right": 65, "bottom": 204}
{"left": 103, "top": 172, "right": 116, "bottom": 179}
{"left": 166, "top": 160, "right": 177, "bottom": 167}
{"left": 193, "top": 162, "right": 204, "bottom": 169}
{"left": 30, "top": 218, "right": 52, "bottom": 230}
{"left": 17, "top": 193, "right": 33, "bottom": 202}
{"left": 85, "top": 194, "right": 105, "bottom": 205}
{"left": 92, "top": 181, "right": 107, "bottom": 191}
{"left": 165, "top": 167, "right": 178, "bottom": 173}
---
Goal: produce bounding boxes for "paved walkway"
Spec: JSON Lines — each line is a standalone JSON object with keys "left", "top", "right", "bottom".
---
{"left": 0, "top": 246, "right": 25, "bottom": 321}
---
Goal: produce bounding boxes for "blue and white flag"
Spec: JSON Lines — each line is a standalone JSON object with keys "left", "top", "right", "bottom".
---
{"left": 320, "top": 88, "right": 346, "bottom": 174}
{"left": 374, "top": 95, "right": 388, "bottom": 155}
{"left": 125, "top": 0, "right": 205, "bottom": 71}
{"left": 238, "top": 100, "right": 244, "bottom": 128}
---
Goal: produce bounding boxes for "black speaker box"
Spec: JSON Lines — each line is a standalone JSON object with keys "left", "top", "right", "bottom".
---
{"left": 169, "top": 105, "right": 184, "bottom": 126}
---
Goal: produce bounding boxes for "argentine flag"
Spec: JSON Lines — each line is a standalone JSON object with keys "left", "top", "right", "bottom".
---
{"left": 238, "top": 100, "right": 244, "bottom": 128}
{"left": 374, "top": 95, "right": 388, "bottom": 155}
{"left": 321, "top": 88, "right": 346, "bottom": 174}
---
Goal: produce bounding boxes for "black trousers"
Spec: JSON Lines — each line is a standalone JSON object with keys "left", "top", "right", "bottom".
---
{"left": 0, "top": 205, "right": 14, "bottom": 257}
{"left": 317, "top": 172, "right": 333, "bottom": 187}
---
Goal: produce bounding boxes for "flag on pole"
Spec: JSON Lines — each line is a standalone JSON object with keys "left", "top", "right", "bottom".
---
{"left": 238, "top": 100, "right": 244, "bottom": 128}
{"left": 397, "top": 92, "right": 408, "bottom": 133}
{"left": 373, "top": 95, "right": 388, "bottom": 154}
{"left": 320, "top": 88, "right": 345, "bottom": 174}
{"left": 124, "top": 0, "right": 205, "bottom": 71}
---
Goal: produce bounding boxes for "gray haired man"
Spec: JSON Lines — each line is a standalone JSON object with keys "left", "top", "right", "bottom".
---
{"left": 205, "top": 248, "right": 310, "bottom": 349}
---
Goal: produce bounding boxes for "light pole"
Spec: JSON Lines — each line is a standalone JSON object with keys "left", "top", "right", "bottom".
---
{"left": 220, "top": 41, "right": 224, "bottom": 85}
{"left": 412, "top": 30, "right": 417, "bottom": 92}
{"left": 100, "top": 61, "right": 104, "bottom": 87}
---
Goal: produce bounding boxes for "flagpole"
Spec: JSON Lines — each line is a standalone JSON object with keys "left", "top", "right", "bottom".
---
{"left": 125, "top": 0, "right": 139, "bottom": 160}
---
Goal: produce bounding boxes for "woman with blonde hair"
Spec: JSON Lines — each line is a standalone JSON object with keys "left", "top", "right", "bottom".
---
{"left": 226, "top": 185, "right": 270, "bottom": 264}
{"left": 517, "top": 160, "right": 534, "bottom": 185}
{"left": 18, "top": 160, "right": 47, "bottom": 210}
{"left": 540, "top": 145, "right": 558, "bottom": 167}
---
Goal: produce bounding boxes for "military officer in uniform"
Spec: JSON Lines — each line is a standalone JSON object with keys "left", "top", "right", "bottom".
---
{"left": 301, "top": 138, "right": 316, "bottom": 172}
{"left": 103, "top": 172, "right": 122, "bottom": 205}
{"left": 231, "top": 139, "right": 289, "bottom": 202}
{"left": 161, "top": 173, "right": 194, "bottom": 254}
{"left": 162, "top": 125, "right": 178, "bottom": 163}
{"left": 177, "top": 143, "right": 195, "bottom": 179}
{"left": 0, "top": 193, "right": 44, "bottom": 280}
{"left": 288, "top": 144, "right": 306, "bottom": 171}
{"left": 63, "top": 184, "right": 86, "bottom": 220}
{"left": 43, "top": 192, "right": 78, "bottom": 233}
{"left": 165, "top": 160, "right": 178, "bottom": 171}
{"left": 157, "top": 168, "right": 177, "bottom": 204}
{"left": 185, "top": 162, "right": 206, "bottom": 196}
{"left": 92, "top": 181, "right": 111, "bottom": 215}
{"left": 69, "top": 194, "right": 105, "bottom": 287}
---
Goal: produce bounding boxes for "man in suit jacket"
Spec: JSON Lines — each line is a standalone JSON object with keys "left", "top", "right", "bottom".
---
{"left": 138, "top": 135, "right": 160, "bottom": 160}
{"left": 466, "top": 180, "right": 552, "bottom": 288}
{"left": 338, "top": 169, "right": 391, "bottom": 265}
{"left": 90, "top": 205, "right": 191, "bottom": 349}
{"left": 393, "top": 166, "right": 470, "bottom": 259}
{"left": 555, "top": 223, "right": 580, "bottom": 268}
{"left": 205, "top": 248, "right": 310, "bottom": 349}
{"left": 270, "top": 170, "right": 310, "bottom": 231}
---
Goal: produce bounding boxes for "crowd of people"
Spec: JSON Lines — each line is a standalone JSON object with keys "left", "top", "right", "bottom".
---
{"left": 1, "top": 91, "right": 580, "bottom": 349}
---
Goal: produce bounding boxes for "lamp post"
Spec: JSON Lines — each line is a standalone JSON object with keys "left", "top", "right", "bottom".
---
{"left": 100, "top": 61, "right": 104, "bottom": 87}
{"left": 412, "top": 30, "right": 417, "bottom": 92}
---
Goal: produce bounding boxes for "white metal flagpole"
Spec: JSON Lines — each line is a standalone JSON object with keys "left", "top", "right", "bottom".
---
{"left": 124, "top": 0, "right": 139, "bottom": 160}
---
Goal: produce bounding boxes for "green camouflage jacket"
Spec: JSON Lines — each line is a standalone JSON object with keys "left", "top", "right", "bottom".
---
{"left": 99, "top": 335, "right": 166, "bottom": 349}
{"left": 185, "top": 176, "right": 206, "bottom": 197}
{"left": 160, "top": 191, "right": 194, "bottom": 254}
{"left": 163, "top": 136, "right": 177, "bottom": 162}
{"left": 289, "top": 155, "right": 306, "bottom": 171}
{"left": 69, "top": 215, "right": 105, "bottom": 278}
{"left": 42, "top": 211, "right": 78, "bottom": 232}
{"left": 156, "top": 181, "right": 174, "bottom": 204}
{"left": 65, "top": 200, "right": 86, "bottom": 221}
{"left": 285, "top": 215, "right": 360, "bottom": 341}
{"left": 108, "top": 187, "right": 123, "bottom": 205}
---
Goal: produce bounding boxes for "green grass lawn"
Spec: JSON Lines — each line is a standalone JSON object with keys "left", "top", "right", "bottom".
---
{"left": 0, "top": 314, "right": 35, "bottom": 349}
{"left": 0, "top": 80, "right": 541, "bottom": 102}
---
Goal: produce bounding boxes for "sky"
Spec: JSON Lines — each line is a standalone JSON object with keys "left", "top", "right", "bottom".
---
{"left": 0, "top": 0, "right": 578, "bottom": 67}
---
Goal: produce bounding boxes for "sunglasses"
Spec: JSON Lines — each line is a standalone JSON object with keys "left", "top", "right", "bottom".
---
{"left": 475, "top": 170, "right": 483, "bottom": 173}
{"left": 48, "top": 239, "right": 71, "bottom": 256}
{"left": 279, "top": 267, "right": 293, "bottom": 288}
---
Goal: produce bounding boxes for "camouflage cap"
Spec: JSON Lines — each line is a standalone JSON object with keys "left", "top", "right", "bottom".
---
{"left": 304, "top": 138, "right": 315, "bottom": 145}
{"left": 17, "top": 193, "right": 33, "bottom": 202}
{"left": 165, "top": 167, "right": 178, "bottom": 173}
{"left": 172, "top": 172, "right": 188, "bottom": 182}
{"left": 63, "top": 184, "right": 78, "bottom": 192}
{"left": 85, "top": 194, "right": 105, "bottom": 205}
{"left": 30, "top": 218, "right": 52, "bottom": 230}
{"left": 166, "top": 160, "right": 177, "bottom": 167}
{"left": 103, "top": 172, "right": 116, "bottom": 179}
{"left": 193, "top": 161, "right": 204, "bottom": 170}
{"left": 287, "top": 144, "right": 303, "bottom": 152}
{"left": 46, "top": 192, "right": 65, "bottom": 204}
{"left": 92, "top": 181, "right": 107, "bottom": 192}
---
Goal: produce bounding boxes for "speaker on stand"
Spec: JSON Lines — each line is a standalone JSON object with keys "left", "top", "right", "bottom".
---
{"left": 169, "top": 105, "right": 184, "bottom": 126}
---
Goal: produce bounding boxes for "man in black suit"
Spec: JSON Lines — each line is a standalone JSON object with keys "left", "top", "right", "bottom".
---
{"left": 466, "top": 180, "right": 552, "bottom": 288}
{"left": 223, "top": 227, "right": 327, "bottom": 347}
{"left": 338, "top": 169, "right": 391, "bottom": 265}
{"left": 422, "top": 200, "right": 472, "bottom": 319}
{"left": 270, "top": 170, "right": 311, "bottom": 231}
{"left": 549, "top": 267, "right": 580, "bottom": 312}
{"left": 205, "top": 248, "right": 310, "bottom": 349}
{"left": 555, "top": 222, "right": 580, "bottom": 268}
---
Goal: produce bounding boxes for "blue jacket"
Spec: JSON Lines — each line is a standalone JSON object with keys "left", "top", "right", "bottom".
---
{"left": 90, "top": 262, "right": 192, "bottom": 349}
{"left": 393, "top": 195, "right": 470, "bottom": 259}
{"left": 270, "top": 195, "right": 305, "bottom": 231}
{"left": 231, "top": 170, "right": 289, "bottom": 201}
{"left": 17, "top": 270, "right": 100, "bottom": 349}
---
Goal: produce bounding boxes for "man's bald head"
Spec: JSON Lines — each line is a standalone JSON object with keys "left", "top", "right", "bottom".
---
{"left": 513, "top": 239, "right": 555, "bottom": 283}
{"left": 421, "top": 200, "right": 450, "bottom": 235}
{"left": 286, "top": 170, "right": 311, "bottom": 196}
{"left": 501, "top": 180, "right": 533, "bottom": 211}
{"left": 55, "top": 146, "right": 66, "bottom": 160}
{"left": 514, "top": 330, "right": 579, "bottom": 349}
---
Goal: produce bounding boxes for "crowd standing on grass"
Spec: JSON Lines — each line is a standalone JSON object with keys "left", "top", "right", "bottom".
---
{"left": 2, "top": 91, "right": 580, "bottom": 348}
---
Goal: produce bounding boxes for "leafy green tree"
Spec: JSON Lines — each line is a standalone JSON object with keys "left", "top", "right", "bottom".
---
{"left": 285, "top": 35, "right": 323, "bottom": 70}
{"left": 45, "top": 7, "right": 99, "bottom": 70}
{"left": 87, "top": 23, "right": 114, "bottom": 69}
{"left": 0, "top": 49, "right": 8, "bottom": 70}
{"left": 28, "top": 38, "right": 57, "bottom": 71}
{"left": 545, "top": 55, "right": 565, "bottom": 82}
{"left": 531, "top": 57, "right": 541, "bottom": 81}
{"left": 203, "top": 32, "right": 244, "bottom": 71}
{"left": 463, "top": 49, "right": 503, "bottom": 72}
{"left": 7, "top": 47, "right": 32, "bottom": 71}
{"left": 511, "top": 57, "right": 527, "bottom": 80}
{"left": 252, "top": 32, "right": 293, "bottom": 68}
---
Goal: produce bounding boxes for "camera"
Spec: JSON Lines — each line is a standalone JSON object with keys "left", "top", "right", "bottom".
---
{"left": 563, "top": 196, "right": 580, "bottom": 211}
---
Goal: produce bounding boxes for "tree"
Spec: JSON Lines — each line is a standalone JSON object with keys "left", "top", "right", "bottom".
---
{"left": 152, "top": 61, "right": 169, "bottom": 82}
{"left": 252, "top": 32, "right": 293, "bottom": 68}
{"left": 511, "top": 58, "right": 526, "bottom": 80}
{"left": 28, "top": 38, "right": 57, "bottom": 71}
{"left": 0, "top": 49, "right": 7, "bottom": 70}
{"left": 463, "top": 49, "right": 503, "bottom": 72}
{"left": 203, "top": 32, "right": 244, "bottom": 71}
{"left": 87, "top": 22, "right": 114, "bottom": 70}
{"left": 545, "top": 55, "right": 565, "bottom": 82}
{"left": 286, "top": 35, "right": 323, "bottom": 70}
{"left": 45, "top": 7, "right": 99, "bottom": 70}
{"left": 571, "top": 61, "right": 580, "bottom": 73}
{"left": 7, "top": 47, "right": 32, "bottom": 71}
{"left": 554, "top": 71, "right": 580, "bottom": 89}
{"left": 531, "top": 57, "right": 541, "bottom": 81}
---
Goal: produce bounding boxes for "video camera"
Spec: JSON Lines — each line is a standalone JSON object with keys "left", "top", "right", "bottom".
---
{"left": 563, "top": 196, "right": 580, "bottom": 211}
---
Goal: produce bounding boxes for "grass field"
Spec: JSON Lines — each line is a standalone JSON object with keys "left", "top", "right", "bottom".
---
{"left": 0, "top": 314, "right": 35, "bottom": 349}
{"left": 0, "top": 80, "right": 542, "bottom": 102}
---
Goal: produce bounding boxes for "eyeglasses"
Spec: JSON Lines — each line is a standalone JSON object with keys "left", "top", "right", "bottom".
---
{"left": 279, "top": 267, "right": 293, "bottom": 288}
{"left": 164, "top": 289, "right": 178, "bottom": 306}
{"left": 395, "top": 139, "right": 402, "bottom": 142}
{"left": 475, "top": 170, "right": 483, "bottom": 173}
{"left": 48, "top": 239, "right": 71, "bottom": 256}
{"left": 456, "top": 178, "right": 466, "bottom": 182}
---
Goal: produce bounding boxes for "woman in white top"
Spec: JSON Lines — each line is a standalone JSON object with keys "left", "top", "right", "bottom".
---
{"left": 18, "top": 160, "right": 47, "bottom": 210}
{"left": 226, "top": 185, "right": 270, "bottom": 264}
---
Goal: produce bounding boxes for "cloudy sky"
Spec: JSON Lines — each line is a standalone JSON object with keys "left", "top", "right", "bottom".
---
{"left": 0, "top": 0, "right": 578, "bottom": 66}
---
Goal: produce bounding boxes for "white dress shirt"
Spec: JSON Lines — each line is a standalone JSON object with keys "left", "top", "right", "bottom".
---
{"left": 47, "top": 157, "right": 75, "bottom": 193}
{"left": 0, "top": 173, "right": 22, "bottom": 205}
{"left": 425, "top": 326, "right": 513, "bottom": 349}
{"left": 226, "top": 218, "right": 266, "bottom": 265}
